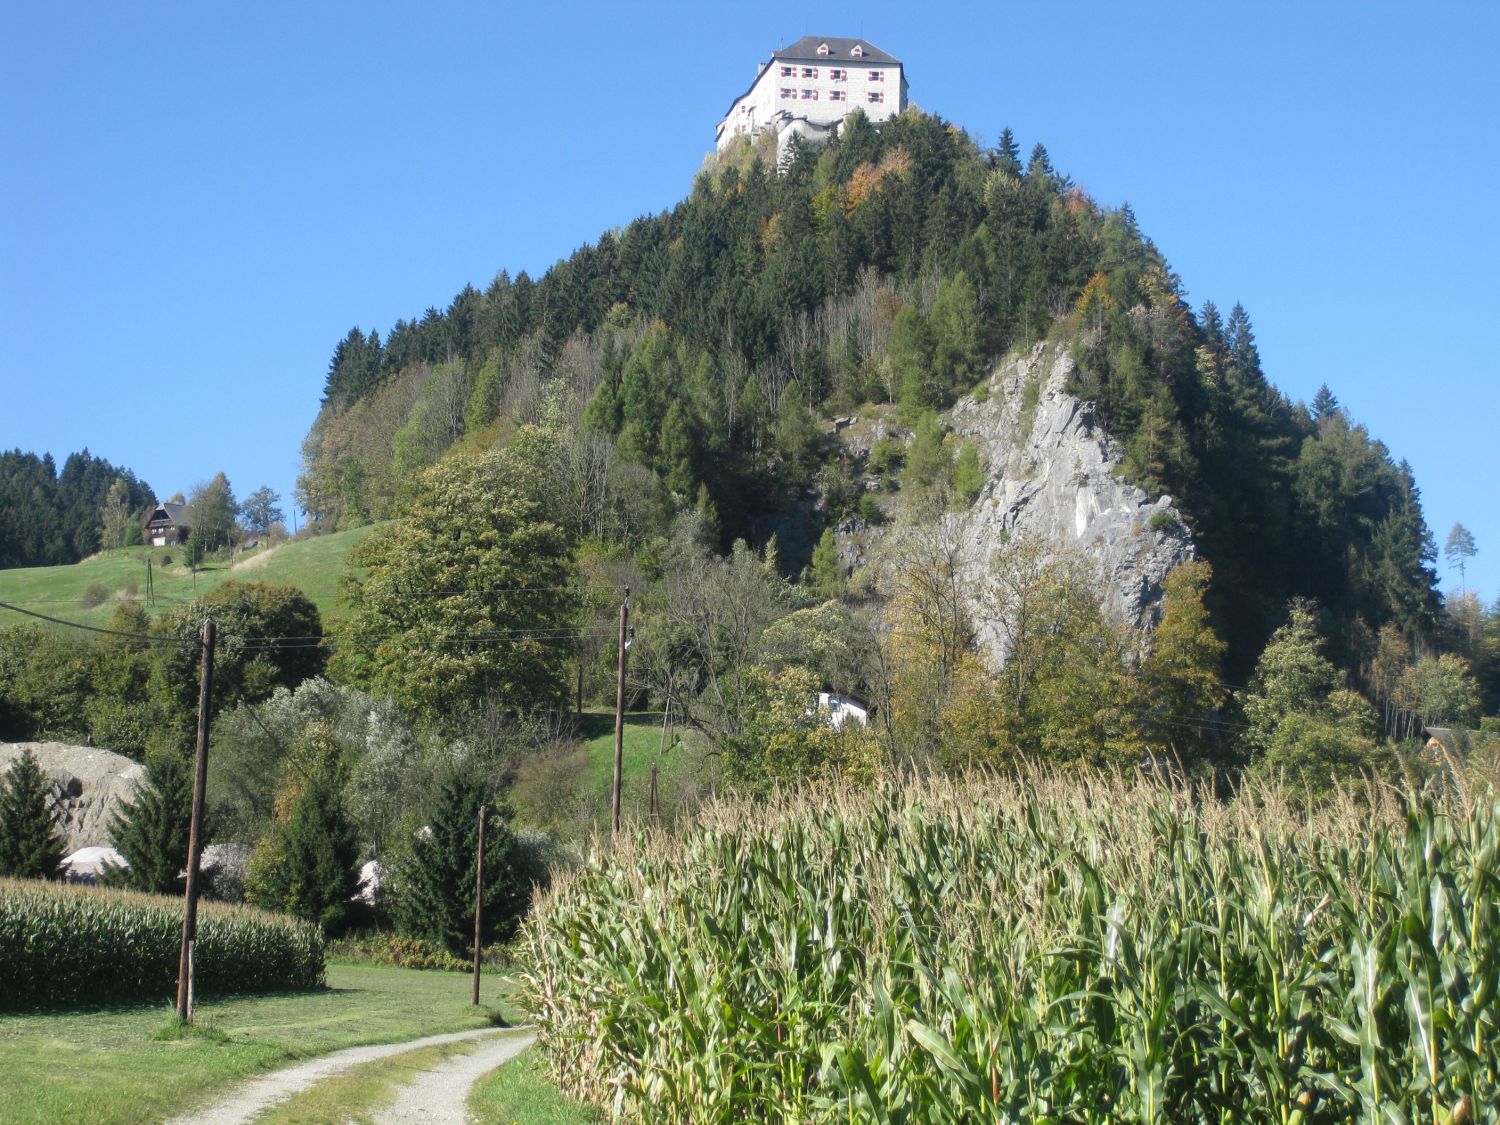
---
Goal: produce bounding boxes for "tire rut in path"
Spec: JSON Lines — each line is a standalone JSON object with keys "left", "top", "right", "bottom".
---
{"left": 169, "top": 1026, "right": 533, "bottom": 1125}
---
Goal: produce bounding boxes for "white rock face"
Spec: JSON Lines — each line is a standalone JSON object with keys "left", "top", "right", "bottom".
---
{"left": 0, "top": 742, "right": 145, "bottom": 851}
{"left": 837, "top": 344, "right": 1195, "bottom": 668}
{"left": 946, "top": 344, "right": 1195, "bottom": 664}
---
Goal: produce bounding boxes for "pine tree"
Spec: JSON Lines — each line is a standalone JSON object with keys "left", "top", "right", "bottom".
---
{"left": 0, "top": 749, "right": 66, "bottom": 879}
{"left": 104, "top": 755, "right": 191, "bottom": 895}
{"left": 1445, "top": 522, "right": 1477, "bottom": 594}
{"left": 393, "top": 768, "right": 525, "bottom": 956}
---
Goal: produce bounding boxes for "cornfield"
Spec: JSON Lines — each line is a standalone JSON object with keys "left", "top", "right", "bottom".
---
{"left": 0, "top": 877, "right": 325, "bottom": 1008}
{"left": 522, "top": 774, "right": 1498, "bottom": 1123}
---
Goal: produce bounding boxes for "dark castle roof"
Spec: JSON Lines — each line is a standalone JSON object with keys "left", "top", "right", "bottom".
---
{"left": 772, "top": 37, "right": 900, "bottom": 65}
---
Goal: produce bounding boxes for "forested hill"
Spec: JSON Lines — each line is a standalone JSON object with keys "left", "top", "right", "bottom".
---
{"left": 0, "top": 450, "right": 154, "bottom": 568}
{"left": 297, "top": 108, "right": 1440, "bottom": 679}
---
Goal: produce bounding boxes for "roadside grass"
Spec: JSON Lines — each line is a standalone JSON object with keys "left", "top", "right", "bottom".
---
{"left": 256, "top": 1040, "right": 478, "bottom": 1125}
{"left": 0, "top": 524, "right": 376, "bottom": 630}
{"left": 470, "top": 1048, "right": 604, "bottom": 1124}
{"left": 0, "top": 963, "right": 518, "bottom": 1125}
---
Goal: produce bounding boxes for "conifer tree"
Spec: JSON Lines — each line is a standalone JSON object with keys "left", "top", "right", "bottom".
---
{"left": 104, "top": 755, "right": 191, "bottom": 895}
{"left": 393, "top": 768, "right": 525, "bottom": 956}
{"left": 1310, "top": 384, "right": 1340, "bottom": 421}
{"left": 1445, "top": 523, "right": 1477, "bottom": 594}
{"left": 0, "top": 749, "right": 65, "bottom": 879}
{"left": 994, "top": 127, "right": 1021, "bottom": 177}
{"left": 809, "top": 528, "right": 843, "bottom": 597}
{"left": 246, "top": 778, "right": 360, "bottom": 934}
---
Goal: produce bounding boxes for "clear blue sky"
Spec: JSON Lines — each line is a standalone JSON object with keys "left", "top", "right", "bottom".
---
{"left": 3, "top": 1, "right": 1496, "bottom": 601}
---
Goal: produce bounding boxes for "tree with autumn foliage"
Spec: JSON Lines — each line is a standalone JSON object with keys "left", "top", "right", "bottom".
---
{"left": 1140, "top": 560, "right": 1229, "bottom": 767}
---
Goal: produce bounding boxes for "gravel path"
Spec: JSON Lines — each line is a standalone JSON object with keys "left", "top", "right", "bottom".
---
{"left": 169, "top": 1026, "right": 532, "bottom": 1125}
{"left": 370, "top": 1030, "right": 536, "bottom": 1124}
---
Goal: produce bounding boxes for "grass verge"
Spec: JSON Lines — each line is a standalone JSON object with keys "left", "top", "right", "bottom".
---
{"left": 469, "top": 1047, "right": 604, "bottom": 1125}
{"left": 0, "top": 963, "right": 518, "bottom": 1125}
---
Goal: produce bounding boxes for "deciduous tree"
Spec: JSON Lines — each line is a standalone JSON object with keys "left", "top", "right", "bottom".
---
{"left": 338, "top": 449, "right": 576, "bottom": 725}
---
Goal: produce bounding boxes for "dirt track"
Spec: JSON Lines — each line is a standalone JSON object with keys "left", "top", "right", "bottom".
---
{"left": 169, "top": 1026, "right": 535, "bottom": 1125}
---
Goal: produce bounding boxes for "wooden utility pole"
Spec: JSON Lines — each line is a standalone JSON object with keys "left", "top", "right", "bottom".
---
{"left": 176, "top": 617, "right": 216, "bottom": 1022}
{"left": 611, "top": 588, "right": 630, "bottom": 837}
{"left": 577, "top": 660, "right": 584, "bottom": 718}
{"left": 472, "top": 804, "right": 487, "bottom": 1006}
{"left": 649, "top": 762, "right": 659, "bottom": 823}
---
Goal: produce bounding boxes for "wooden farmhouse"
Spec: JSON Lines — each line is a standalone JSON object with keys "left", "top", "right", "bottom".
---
{"left": 144, "top": 502, "right": 190, "bottom": 546}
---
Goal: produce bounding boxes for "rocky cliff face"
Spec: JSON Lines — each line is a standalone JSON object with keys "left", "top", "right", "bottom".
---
{"left": 0, "top": 742, "right": 144, "bottom": 852}
{"left": 839, "top": 343, "right": 1194, "bottom": 667}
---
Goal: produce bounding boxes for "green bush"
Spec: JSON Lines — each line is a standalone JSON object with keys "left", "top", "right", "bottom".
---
{"left": 79, "top": 582, "right": 110, "bottom": 609}
{"left": 0, "top": 877, "right": 325, "bottom": 1009}
{"left": 524, "top": 775, "right": 1500, "bottom": 1122}
{"left": 327, "top": 932, "right": 470, "bottom": 972}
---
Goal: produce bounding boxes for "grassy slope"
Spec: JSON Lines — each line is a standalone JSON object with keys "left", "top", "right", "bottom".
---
{"left": 0, "top": 525, "right": 376, "bottom": 630}
{"left": 0, "top": 962, "right": 518, "bottom": 1125}
{"left": 508, "top": 709, "right": 713, "bottom": 834}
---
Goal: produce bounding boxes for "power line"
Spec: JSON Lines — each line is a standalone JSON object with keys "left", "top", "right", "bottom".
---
{"left": 0, "top": 599, "right": 189, "bottom": 645}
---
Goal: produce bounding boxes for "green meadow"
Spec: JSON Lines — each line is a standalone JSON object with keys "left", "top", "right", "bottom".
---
{"left": 0, "top": 525, "right": 375, "bottom": 630}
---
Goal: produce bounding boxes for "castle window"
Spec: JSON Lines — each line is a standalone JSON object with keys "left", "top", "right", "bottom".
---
{"left": 802, "top": 66, "right": 818, "bottom": 78}
{"left": 817, "top": 42, "right": 829, "bottom": 56}
{"left": 781, "top": 65, "right": 795, "bottom": 77}
{"left": 829, "top": 68, "right": 846, "bottom": 81}
{"left": 868, "top": 70, "right": 884, "bottom": 81}
{"left": 830, "top": 89, "right": 846, "bottom": 101}
{"left": 802, "top": 88, "right": 818, "bottom": 100}
{"left": 867, "top": 90, "right": 884, "bottom": 103}
{"left": 780, "top": 87, "right": 795, "bottom": 99}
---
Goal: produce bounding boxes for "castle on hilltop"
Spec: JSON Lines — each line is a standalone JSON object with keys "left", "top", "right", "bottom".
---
{"left": 716, "top": 37, "right": 908, "bottom": 156}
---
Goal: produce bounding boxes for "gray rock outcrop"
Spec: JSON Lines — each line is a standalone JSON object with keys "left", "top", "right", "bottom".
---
{"left": 0, "top": 742, "right": 144, "bottom": 851}
{"left": 841, "top": 343, "right": 1194, "bottom": 667}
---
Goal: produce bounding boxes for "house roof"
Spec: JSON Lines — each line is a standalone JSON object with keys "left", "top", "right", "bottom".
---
{"left": 773, "top": 37, "right": 900, "bottom": 65}
{"left": 147, "top": 502, "right": 189, "bottom": 526}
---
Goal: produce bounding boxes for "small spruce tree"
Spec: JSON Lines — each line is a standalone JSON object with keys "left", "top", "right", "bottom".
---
{"left": 0, "top": 749, "right": 66, "bottom": 879}
{"left": 809, "top": 528, "right": 843, "bottom": 598}
{"left": 104, "top": 754, "right": 192, "bottom": 895}
{"left": 393, "top": 768, "right": 525, "bottom": 956}
{"left": 246, "top": 779, "right": 360, "bottom": 934}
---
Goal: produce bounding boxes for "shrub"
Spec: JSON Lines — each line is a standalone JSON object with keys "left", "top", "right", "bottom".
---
{"left": 0, "top": 877, "right": 324, "bottom": 1009}
{"left": 855, "top": 493, "right": 885, "bottom": 526}
{"left": 80, "top": 582, "right": 110, "bottom": 609}
{"left": 326, "top": 932, "right": 469, "bottom": 972}
{"left": 1148, "top": 508, "right": 1180, "bottom": 534}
